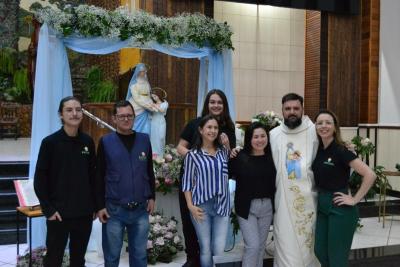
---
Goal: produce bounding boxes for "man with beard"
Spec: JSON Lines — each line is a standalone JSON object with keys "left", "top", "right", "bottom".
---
{"left": 269, "top": 93, "right": 320, "bottom": 267}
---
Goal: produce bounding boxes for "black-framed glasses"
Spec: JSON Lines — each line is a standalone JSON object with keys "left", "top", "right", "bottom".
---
{"left": 115, "top": 114, "right": 134, "bottom": 121}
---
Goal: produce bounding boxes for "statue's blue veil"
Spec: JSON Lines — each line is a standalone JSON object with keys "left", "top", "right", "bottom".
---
{"left": 125, "top": 63, "right": 148, "bottom": 100}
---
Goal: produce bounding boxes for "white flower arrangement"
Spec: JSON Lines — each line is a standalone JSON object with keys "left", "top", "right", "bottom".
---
{"left": 147, "top": 213, "right": 183, "bottom": 264}
{"left": 34, "top": 4, "right": 234, "bottom": 51}
{"left": 252, "top": 110, "right": 282, "bottom": 130}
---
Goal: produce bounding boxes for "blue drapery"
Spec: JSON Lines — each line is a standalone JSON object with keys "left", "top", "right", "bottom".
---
{"left": 29, "top": 24, "right": 235, "bottom": 248}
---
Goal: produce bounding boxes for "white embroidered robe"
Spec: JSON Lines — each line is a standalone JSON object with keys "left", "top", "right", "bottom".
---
{"left": 270, "top": 116, "right": 320, "bottom": 267}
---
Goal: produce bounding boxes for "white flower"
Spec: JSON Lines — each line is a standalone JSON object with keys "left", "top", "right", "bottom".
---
{"left": 147, "top": 240, "right": 153, "bottom": 249}
{"left": 173, "top": 235, "right": 181, "bottom": 244}
{"left": 155, "top": 215, "right": 162, "bottom": 222}
{"left": 361, "top": 138, "right": 371, "bottom": 146}
{"left": 167, "top": 220, "right": 177, "bottom": 229}
{"left": 251, "top": 118, "right": 259, "bottom": 123}
{"left": 165, "top": 232, "right": 173, "bottom": 239}
{"left": 149, "top": 215, "right": 155, "bottom": 223}
{"left": 155, "top": 237, "right": 165, "bottom": 246}
{"left": 153, "top": 223, "right": 162, "bottom": 233}
{"left": 35, "top": 4, "right": 233, "bottom": 51}
{"left": 154, "top": 157, "right": 165, "bottom": 164}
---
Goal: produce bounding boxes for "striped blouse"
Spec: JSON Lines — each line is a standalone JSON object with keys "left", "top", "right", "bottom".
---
{"left": 182, "top": 147, "right": 231, "bottom": 216}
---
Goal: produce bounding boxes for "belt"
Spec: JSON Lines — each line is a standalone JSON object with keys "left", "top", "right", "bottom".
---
{"left": 121, "top": 201, "right": 142, "bottom": 210}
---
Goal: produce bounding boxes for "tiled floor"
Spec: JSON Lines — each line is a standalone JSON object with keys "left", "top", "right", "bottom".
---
{"left": 1, "top": 216, "right": 399, "bottom": 266}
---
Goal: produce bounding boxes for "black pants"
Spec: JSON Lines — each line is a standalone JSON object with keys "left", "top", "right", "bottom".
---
{"left": 44, "top": 215, "right": 93, "bottom": 267}
{"left": 178, "top": 183, "right": 200, "bottom": 262}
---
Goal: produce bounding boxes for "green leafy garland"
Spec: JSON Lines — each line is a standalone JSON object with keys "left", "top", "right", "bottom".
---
{"left": 34, "top": 4, "right": 234, "bottom": 52}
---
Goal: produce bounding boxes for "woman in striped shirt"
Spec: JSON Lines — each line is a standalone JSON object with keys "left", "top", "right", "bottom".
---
{"left": 182, "top": 115, "right": 231, "bottom": 267}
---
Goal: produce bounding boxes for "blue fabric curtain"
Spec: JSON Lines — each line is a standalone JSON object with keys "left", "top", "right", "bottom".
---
{"left": 29, "top": 23, "right": 235, "bottom": 247}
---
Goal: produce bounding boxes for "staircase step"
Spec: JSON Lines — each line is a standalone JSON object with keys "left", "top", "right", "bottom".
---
{"left": 0, "top": 209, "right": 16, "bottom": 215}
{"left": 0, "top": 176, "right": 29, "bottom": 181}
{"left": 0, "top": 161, "right": 30, "bottom": 245}
{"left": 0, "top": 161, "right": 29, "bottom": 176}
{"left": 0, "top": 230, "right": 27, "bottom": 245}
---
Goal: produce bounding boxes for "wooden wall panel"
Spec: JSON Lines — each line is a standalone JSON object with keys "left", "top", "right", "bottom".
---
{"left": 326, "top": 12, "right": 361, "bottom": 126}
{"left": 139, "top": 0, "right": 212, "bottom": 145}
{"left": 304, "top": 11, "right": 322, "bottom": 120}
{"left": 360, "top": 0, "right": 380, "bottom": 123}
{"left": 304, "top": 0, "right": 379, "bottom": 126}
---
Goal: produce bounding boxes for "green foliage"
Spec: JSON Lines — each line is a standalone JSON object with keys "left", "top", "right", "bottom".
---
{"left": 348, "top": 136, "right": 391, "bottom": 199}
{"left": 0, "top": 48, "right": 17, "bottom": 75}
{"left": 351, "top": 135, "right": 375, "bottom": 160}
{"left": 12, "top": 69, "right": 31, "bottom": 103}
{"left": 396, "top": 163, "right": 400, "bottom": 172}
{"left": 0, "top": 48, "right": 31, "bottom": 103}
{"left": 84, "top": 67, "right": 116, "bottom": 103}
{"left": 350, "top": 165, "right": 390, "bottom": 199}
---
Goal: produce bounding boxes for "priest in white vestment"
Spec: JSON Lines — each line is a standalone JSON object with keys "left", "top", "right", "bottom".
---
{"left": 270, "top": 93, "right": 320, "bottom": 267}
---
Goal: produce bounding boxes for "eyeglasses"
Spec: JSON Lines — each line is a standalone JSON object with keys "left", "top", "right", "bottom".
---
{"left": 115, "top": 114, "right": 134, "bottom": 121}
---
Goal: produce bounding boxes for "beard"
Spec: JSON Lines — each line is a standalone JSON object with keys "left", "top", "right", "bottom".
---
{"left": 284, "top": 115, "right": 302, "bottom": 129}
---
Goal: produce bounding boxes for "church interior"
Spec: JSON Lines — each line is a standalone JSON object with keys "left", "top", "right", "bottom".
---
{"left": 0, "top": 0, "right": 399, "bottom": 266}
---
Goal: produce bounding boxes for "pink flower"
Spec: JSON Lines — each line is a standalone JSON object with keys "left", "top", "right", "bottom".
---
{"left": 165, "top": 177, "right": 173, "bottom": 185}
{"left": 152, "top": 153, "right": 158, "bottom": 160}
{"left": 147, "top": 240, "right": 153, "bottom": 249}
{"left": 164, "top": 154, "right": 173, "bottom": 162}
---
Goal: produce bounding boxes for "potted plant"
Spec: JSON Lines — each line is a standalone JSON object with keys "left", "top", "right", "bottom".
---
{"left": 348, "top": 136, "right": 391, "bottom": 199}
{"left": 83, "top": 66, "right": 116, "bottom": 103}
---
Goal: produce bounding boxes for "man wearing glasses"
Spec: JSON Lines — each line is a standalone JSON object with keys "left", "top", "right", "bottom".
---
{"left": 95, "top": 100, "right": 155, "bottom": 267}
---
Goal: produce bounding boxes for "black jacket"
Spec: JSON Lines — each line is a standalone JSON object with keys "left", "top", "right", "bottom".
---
{"left": 34, "top": 128, "right": 96, "bottom": 218}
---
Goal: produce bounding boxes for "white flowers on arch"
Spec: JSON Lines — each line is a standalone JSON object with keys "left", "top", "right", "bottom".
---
{"left": 34, "top": 4, "right": 234, "bottom": 52}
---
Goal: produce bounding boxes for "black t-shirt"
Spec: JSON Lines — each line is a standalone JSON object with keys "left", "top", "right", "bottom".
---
{"left": 312, "top": 140, "right": 357, "bottom": 191}
{"left": 229, "top": 151, "right": 276, "bottom": 219}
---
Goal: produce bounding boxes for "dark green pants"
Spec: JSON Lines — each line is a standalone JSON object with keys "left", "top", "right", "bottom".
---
{"left": 314, "top": 191, "right": 359, "bottom": 267}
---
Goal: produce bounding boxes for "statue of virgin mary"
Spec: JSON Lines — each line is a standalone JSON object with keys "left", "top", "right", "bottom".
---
{"left": 125, "top": 63, "right": 157, "bottom": 134}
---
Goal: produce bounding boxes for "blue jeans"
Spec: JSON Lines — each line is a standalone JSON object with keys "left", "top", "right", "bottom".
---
{"left": 102, "top": 202, "right": 149, "bottom": 267}
{"left": 190, "top": 198, "right": 229, "bottom": 267}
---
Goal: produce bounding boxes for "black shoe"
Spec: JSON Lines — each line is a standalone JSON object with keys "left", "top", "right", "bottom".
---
{"left": 182, "top": 257, "right": 201, "bottom": 267}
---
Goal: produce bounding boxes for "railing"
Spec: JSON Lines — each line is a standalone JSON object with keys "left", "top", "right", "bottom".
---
{"left": 80, "top": 103, "right": 197, "bottom": 147}
{"left": 82, "top": 108, "right": 115, "bottom": 132}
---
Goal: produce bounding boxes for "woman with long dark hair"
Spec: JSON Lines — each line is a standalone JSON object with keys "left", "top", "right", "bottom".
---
{"left": 182, "top": 115, "right": 231, "bottom": 267}
{"left": 229, "top": 122, "right": 276, "bottom": 267}
{"left": 177, "top": 89, "right": 236, "bottom": 267}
